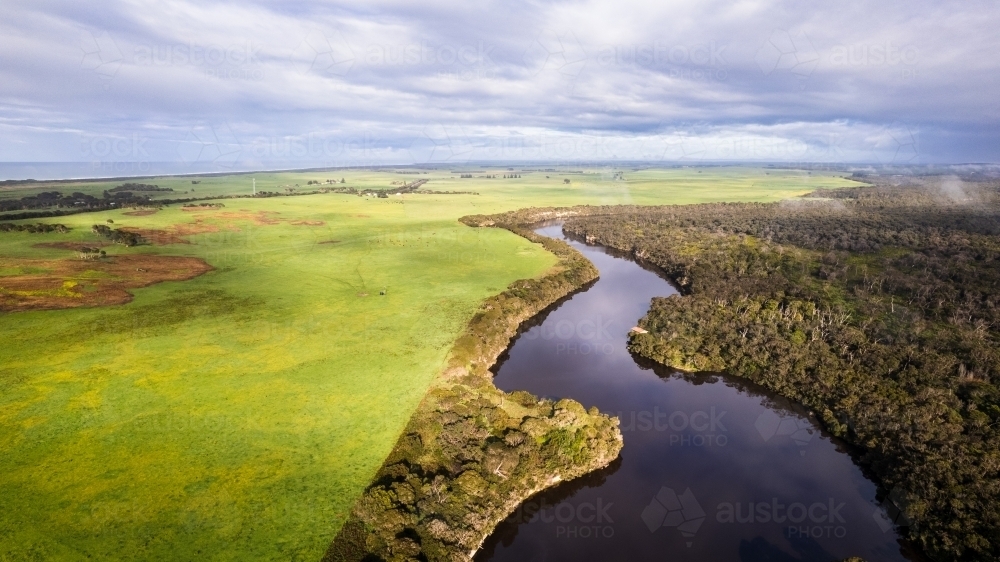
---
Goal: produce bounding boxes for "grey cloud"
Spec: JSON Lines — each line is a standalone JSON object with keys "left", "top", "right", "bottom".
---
{"left": 1, "top": 0, "right": 998, "bottom": 172}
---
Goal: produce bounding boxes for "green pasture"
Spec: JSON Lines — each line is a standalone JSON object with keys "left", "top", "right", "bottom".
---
{"left": 0, "top": 167, "right": 856, "bottom": 560}
{"left": 0, "top": 165, "right": 854, "bottom": 205}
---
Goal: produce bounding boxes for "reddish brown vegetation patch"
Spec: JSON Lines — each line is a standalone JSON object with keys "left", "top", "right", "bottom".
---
{"left": 172, "top": 220, "right": 232, "bottom": 238}
{"left": 123, "top": 209, "right": 159, "bottom": 216}
{"left": 318, "top": 240, "right": 341, "bottom": 245}
{"left": 214, "top": 210, "right": 282, "bottom": 225}
{"left": 119, "top": 227, "right": 190, "bottom": 245}
{"left": 0, "top": 255, "right": 213, "bottom": 312}
{"left": 104, "top": 209, "right": 324, "bottom": 247}
{"left": 120, "top": 220, "right": 230, "bottom": 245}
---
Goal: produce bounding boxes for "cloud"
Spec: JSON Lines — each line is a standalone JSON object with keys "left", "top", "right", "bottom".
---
{"left": 0, "top": 0, "right": 998, "bottom": 171}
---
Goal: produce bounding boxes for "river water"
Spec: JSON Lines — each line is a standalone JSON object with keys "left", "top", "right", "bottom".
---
{"left": 477, "top": 224, "right": 920, "bottom": 562}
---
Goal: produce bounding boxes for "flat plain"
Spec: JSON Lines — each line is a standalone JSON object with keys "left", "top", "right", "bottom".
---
{"left": 0, "top": 167, "right": 856, "bottom": 560}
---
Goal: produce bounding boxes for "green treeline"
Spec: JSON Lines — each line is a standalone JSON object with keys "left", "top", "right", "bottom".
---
{"left": 562, "top": 180, "right": 1000, "bottom": 561}
{"left": 91, "top": 224, "right": 144, "bottom": 246}
{"left": 0, "top": 222, "right": 69, "bottom": 233}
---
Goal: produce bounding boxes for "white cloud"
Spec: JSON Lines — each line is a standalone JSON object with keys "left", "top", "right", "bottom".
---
{"left": 0, "top": 0, "right": 998, "bottom": 170}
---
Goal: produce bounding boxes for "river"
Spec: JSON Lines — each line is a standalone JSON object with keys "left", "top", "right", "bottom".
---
{"left": 476, "top": 224, "right": 921, "bottom": 562}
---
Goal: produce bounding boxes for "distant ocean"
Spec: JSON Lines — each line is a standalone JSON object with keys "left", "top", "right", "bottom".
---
{"left": 4, "top": 161, "right": 996, "bottom": 182}
{"left": 0, "top": 162, "right": 375, "bottom": 182}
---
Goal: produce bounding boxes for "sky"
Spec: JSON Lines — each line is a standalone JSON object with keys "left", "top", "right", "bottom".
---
{"left": 1, "top": 0, "right": 999, "bottom": 176}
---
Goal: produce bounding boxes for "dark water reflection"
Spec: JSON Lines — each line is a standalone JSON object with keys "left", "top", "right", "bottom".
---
{"left": 477, "top": 224, "right": 920, "bottom": 562}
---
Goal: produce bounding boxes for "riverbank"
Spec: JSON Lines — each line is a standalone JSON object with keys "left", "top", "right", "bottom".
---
{"left": 481, "top": 223, "right": 908, "bottom": 562}
{"left": 559, "top": 180, "right": 1000, "bottom": 561}
{"left": 323, "top": 211, "right": 622, "bottom": 562}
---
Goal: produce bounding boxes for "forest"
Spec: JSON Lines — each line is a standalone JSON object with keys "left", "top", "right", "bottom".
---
{"left": 559, "top": 177, "right": 1000, "bottom": 561}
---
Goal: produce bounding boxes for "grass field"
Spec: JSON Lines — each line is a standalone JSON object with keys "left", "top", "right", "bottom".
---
{"left": 0, "top": 167, "right": 857, "bottom": 560}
